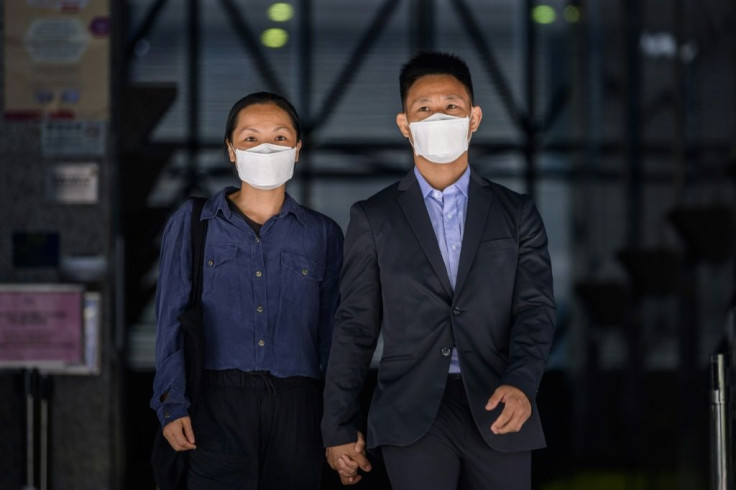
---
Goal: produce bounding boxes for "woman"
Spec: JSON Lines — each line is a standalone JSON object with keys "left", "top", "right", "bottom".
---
{"left": 151, "top": 92, "right": 343, "bottom": 489}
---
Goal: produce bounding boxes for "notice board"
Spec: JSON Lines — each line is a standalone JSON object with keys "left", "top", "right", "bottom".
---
{"left": 3, "top": 0, "right": 110, "bottom": 119}
{"left": 0, "top": 284, "right": 100, "bottom": 375}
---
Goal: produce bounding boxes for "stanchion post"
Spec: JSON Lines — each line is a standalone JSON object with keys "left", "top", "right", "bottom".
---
{"left": 711, "top": 353, "right": 730, "bottom": 490}
{"left": 23, "top": 368, "right": 39, "bottom": 490}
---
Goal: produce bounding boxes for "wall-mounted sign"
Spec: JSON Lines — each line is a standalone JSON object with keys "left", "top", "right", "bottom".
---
{"left": 46, "top": 162, "right": 99, "bottom": 204}
{"left": 42, "top": 120, "right": 106, "bottom": 157}
{"left": 0, "top": 285, "right": 100, "bottom": 375}
{"left": 3, "top": 0, "right": 110, "bottom": 119}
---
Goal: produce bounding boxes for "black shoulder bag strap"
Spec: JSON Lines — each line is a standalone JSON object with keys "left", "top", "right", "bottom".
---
{"left": 179, "top": 197, "right": 208, "bottom": 407}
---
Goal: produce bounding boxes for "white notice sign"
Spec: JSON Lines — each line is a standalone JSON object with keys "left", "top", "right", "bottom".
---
{"left": 46, "top": 162, "right": 99, "bottom": 204}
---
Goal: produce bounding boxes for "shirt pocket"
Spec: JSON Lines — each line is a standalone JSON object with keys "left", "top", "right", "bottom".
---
{"left": 280, "top": 251, "right": 325, "bottom": 282}
{"left": 207, "top": 244, "right": 238, "bottom": 268}
{"left": 202, "top": 244, "right": 239, "bottom": 299}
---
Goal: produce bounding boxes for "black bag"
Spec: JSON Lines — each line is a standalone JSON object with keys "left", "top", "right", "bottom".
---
{"left": 151, "top": 197, "right": 209, "bottom": 490}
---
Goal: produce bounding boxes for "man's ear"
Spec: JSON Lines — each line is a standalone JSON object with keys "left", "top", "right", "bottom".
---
{"left": 396, "top": 112, "right": 411, "bottom": 139}
{"left": 294, "top": 140, "right": 303, "bottom": 163}
{"left": 469, "top": 106, "right": 483, "bottom": 133}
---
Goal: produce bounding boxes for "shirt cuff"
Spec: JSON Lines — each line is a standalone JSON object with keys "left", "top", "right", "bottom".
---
{"left": 156, "top": 402, "right": 190, "bottom": 428}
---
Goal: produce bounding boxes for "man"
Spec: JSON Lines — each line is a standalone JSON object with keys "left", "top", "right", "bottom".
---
{"left": 322, "top": 51, "right": 556, "bottom": 490}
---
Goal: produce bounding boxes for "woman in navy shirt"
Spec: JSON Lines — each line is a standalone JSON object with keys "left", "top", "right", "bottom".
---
{"left": 151, "top": 92, "right": 343, "bottom": 489}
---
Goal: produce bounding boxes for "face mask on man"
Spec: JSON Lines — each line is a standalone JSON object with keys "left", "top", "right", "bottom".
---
{"left": 232, "top": 143, "right": 297, "bottom": 190}
{"left": 409, "top": 113, "right": 470, "bottom": 164}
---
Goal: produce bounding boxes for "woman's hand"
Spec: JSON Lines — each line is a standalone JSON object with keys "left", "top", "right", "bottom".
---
{"left": 163, "top": 416, "right": 197, "bottom": 451}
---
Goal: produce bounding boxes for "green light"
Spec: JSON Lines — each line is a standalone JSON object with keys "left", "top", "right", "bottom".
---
{"left": 268, "top": 3, "right": 294, "bottom": 22}
{"left": 532, "top": 5, "right": 556, "bottom": 24}
{"left": 564, "top": 5, "right": 580, "bottom": 23}
{"left": 261, "top": 28, "right": 289, "bottom": 48}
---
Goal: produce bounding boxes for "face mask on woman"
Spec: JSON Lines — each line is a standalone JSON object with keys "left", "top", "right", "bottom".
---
{"left": 233, "top": 143, "right": 297, "bottom": 190}
{"left": 409, "top": 113, "right": 470, "bottom": 164}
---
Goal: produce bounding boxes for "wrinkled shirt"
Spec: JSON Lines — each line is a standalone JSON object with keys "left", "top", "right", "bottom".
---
{"left": 414, "top": 166, "right": 470, "bottom": 373}
{"left": 151, "top": 187, "right": 343, "bottom": 426}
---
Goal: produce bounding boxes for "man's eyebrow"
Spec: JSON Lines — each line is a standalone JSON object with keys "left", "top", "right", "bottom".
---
{"left": 410, "top": 94, "right": 465, "bottom": 105}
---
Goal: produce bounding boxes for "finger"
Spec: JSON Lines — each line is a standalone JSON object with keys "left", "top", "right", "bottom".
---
{"left": 182, "top": 418, "right": 196, "bottom": 445}
{"left": 172, "top": 422, "right": 196, "bottom": 450}
{"left": 495, "top": 410, "right": 523, "bottom": 434}
{"left": 338, "top": 455, "right": 359, "bottom": 473}
{"left": 352, "top": 451, "right": 372, "bottom": 472}
{"left": 491, "top": 406, "right": 514, "bottom": 434}
{"left": 354, "top": 431, "right": 366, "bottom": 453}
{"left": 340, "top": 474, "right": 362, "bottom": 486}
{"left": 485, "top": 388, "right": 506, "bottom": 411}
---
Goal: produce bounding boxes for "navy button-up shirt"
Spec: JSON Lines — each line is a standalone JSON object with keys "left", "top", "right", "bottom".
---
{"left": 151, "top": 187, "right": 343, "bottom": 426}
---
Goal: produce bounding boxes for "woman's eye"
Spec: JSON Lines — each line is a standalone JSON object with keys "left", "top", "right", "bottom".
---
{"left": 274, "top": 135, "right": 286, "bottom": 141}
{"left": 244, "top": 136, "right": 256, "bottom": 142}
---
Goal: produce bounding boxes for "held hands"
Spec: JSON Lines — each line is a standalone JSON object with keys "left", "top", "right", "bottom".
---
{"left": 325, "top": 431, "right": 372, "bottom": 485}
{"left": 163, "top": 416, "right": 197, "bottom": 451}
{"left": 485, "top": 385, "right": 531, "bottom": 435}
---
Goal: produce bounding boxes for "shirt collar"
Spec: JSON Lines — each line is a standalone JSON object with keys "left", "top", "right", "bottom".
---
{"left": 413, "top": 165, "right": 471, "bottom": 200}
{"left": 201, "top": 186, "right": 306, "bottom": 226}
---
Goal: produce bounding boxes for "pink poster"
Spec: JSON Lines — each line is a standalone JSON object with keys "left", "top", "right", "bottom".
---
{"left": 0, "top": 288, "right": 83, "bottom": 363}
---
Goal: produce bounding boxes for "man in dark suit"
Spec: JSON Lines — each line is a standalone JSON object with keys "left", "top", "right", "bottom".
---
{"left": 322, "top": 51, "right": 556, "bottom": 490}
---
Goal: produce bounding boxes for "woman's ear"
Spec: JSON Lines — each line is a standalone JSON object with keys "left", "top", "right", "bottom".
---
{"left": 396, "top": 112, "right": 411, "bottom": 139}
{"left": 294, "top": 140, "right": 303, "bottom": 163}
{"left": 226, "top": 141, "right": 236, "bottom": 163}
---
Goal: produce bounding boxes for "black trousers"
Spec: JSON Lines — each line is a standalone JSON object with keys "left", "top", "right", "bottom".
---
{"left": 381, "top": 375, "right": 531, "bottom": 490}
{"left": 187, "top": 370, "right": 323, "bottom": 490}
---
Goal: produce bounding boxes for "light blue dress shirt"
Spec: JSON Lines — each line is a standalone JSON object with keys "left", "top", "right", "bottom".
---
{"left": 413, "top": 166, "right": 470, "bottom": 373}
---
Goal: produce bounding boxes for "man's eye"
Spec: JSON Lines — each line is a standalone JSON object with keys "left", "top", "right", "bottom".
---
{"left": 418, "top": 107, "right": 430, "bottom": 112}
{"left": 447, "top": 104, "right": 459, "bottom": 110}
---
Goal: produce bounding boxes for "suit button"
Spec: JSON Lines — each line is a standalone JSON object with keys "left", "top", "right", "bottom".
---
{"left": 453, "top": 307, "right": 461, "bottom": 315}
{"left": 441, "top": 347, "right": 451, "bottom": 357}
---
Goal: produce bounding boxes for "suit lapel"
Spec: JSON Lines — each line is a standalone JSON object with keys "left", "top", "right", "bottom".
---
{"left": 455, "top": 171, "right": 493, "bottom": 293}
{"left": 397, "top": 171, "right": 454, "bottom": 298}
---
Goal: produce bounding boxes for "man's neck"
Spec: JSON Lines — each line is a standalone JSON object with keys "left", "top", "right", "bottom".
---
{"left": 228, "top": 185, "right": 286, "bottom": 225}
{"left": 414, "top": 157, "right": 469, "bottom": 191}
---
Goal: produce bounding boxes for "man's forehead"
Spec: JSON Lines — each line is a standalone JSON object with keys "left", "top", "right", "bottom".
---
{"left": 407, "top": 75, "right": 469, "bottom": 96}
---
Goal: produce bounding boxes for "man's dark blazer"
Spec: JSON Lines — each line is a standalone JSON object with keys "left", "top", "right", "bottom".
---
{"left": 322, "top": 168, "right": 556, "bottom": 453}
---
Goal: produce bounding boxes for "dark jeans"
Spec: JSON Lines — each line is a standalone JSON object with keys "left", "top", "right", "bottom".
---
{"left": 187, "top": 370, "right": 323, "bottom": 490}
{"left": 382, "top": 375, "right": 531, "bottom": 490}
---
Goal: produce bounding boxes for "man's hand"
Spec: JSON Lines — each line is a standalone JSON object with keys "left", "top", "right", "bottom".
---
{"left": 485, "top": 385, "right": 531, "bottom": 435}
{"left": 325, "top": 431, "right": 372, "bottom": 485}
{"left": 162, "top": 416, "right": 197, "bottom": 451}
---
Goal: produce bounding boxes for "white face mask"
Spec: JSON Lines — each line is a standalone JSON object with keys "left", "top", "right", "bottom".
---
{"left": 233, "top": 143, "right": 297, "bottom": 190}
{"left": 408, "top": 113, "right": 470, "bottom": 164}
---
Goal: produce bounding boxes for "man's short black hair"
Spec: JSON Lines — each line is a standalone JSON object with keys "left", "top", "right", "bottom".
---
{"left": 399, "top": 51, "right": 474, "bottom": 110}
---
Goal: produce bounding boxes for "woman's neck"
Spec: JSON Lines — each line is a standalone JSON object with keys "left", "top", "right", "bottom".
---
{"left": 228, "top": 184, "right": 286, "bottom": 224}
